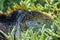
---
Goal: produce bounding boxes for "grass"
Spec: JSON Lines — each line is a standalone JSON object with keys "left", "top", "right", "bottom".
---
{"left": 0, "top": 0, "right": 60, "bottom": 40}
{"left": 7, "top": 22, "right": 60, "bottom": 40}
{"left": 1, "top": 22, "right": 60, "bottom": 40}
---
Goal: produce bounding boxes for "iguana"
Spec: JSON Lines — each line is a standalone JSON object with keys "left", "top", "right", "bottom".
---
{"left": 0, "top": 10, "right": 54, "bottom": 40}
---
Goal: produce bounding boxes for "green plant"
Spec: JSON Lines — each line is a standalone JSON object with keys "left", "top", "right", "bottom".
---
{"left": 0, "top": 0, "right": 60, "bottom": 40}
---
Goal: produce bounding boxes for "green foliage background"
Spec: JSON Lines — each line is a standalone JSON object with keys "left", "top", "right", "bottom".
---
{"left": 0, "top": 0, "right": 60, "bottom": 40}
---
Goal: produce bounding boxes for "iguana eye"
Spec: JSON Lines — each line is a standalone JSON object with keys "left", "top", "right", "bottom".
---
{"left": 37, "top": 22, "right": 41, "bottom": 24}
